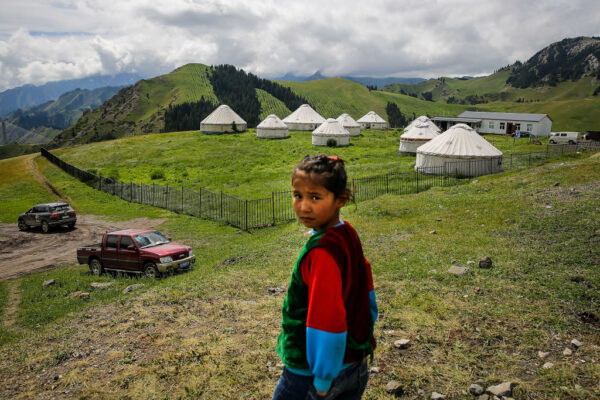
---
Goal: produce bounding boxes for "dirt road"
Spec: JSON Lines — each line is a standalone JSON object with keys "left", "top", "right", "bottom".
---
{"left": 0, "top": 215, "right": 166, "bottom": 281}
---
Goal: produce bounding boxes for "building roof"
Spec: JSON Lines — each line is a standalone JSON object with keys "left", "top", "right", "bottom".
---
{"left": 406, "top": 116, "right": 441, "bottom": 132}
{"left": 458, "top": 111, "right": 551, "bottom": 122}
{"left": 257, "top": 114, "right": 288, "bottom": 129}
{"left": 431, "top": 116, "right": 482, "bottom": 123}
{"left": 336, "top": 113, "right": 360, "bottom": 128}
{"left": 201, "top": 105, "right": 246, "bottom": 125}
{"left": 417, "top": 123, "right": 503, "bottom": 157}
{"left": 283, "top": 104, "right": 325, "bottom": 124}
{"left": 312, "top": 118, "right": 350, "bottom": 136}
{"left": 357, "top": 111, "right": 386, "bottom": 123}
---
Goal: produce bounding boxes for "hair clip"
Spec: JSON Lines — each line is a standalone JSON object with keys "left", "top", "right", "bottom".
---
{"left": 328, "top": 156, "right": 340, "bottom": 161}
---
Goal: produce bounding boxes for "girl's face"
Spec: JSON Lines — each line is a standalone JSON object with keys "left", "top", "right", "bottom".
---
{"left": 292, "top": 170, "right": 347, "bottom": 232}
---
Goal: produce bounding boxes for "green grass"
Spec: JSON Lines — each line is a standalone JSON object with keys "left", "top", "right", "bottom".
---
{"left": 49, "top": 129, "right": 550, "bottom": 203}
{"left": 0, "top": 154, "right": 59, "bottom": 222}
{"left": 0, "top": 282, "right": 16, "bottom": 344}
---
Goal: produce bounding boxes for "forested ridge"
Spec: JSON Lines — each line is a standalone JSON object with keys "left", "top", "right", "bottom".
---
{"left": 164, "top": 64, "right": 309, "bottom": 132}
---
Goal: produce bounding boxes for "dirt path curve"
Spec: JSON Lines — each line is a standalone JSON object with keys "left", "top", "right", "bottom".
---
{"left": 0, "top": 154, "right": 167, "bottom": 281}
{"left": 1, "top": 281, "right": 23, "bottom": 333}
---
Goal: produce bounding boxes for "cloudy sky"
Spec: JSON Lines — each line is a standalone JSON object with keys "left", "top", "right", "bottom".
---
{"left": 0, "top": 0, "right": 599, "bottom": 91}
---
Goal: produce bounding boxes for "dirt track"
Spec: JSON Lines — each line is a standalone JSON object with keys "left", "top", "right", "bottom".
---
{"left": 0, "top": 215, "right": 167, "bottom": 281}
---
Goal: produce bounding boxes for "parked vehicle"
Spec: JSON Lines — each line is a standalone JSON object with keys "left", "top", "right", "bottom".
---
{"left": 77, "top": 229, "right": 195, "bottom": 278}
{"left": 549, "top": 131, "right": 580, "bottom": 144}
{"left": 18, "top": 202, "right": 77, "bottom": 233}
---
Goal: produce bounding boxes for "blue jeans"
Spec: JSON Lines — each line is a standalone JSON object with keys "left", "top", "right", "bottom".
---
{"left": 272, "top": 361, "right": 369, "bottom": 400}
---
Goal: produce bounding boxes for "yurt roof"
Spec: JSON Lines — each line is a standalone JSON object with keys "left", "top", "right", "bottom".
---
{"left": 336, "top": 113, "right": 360, "bottom": 127}
{"left": 401, "top": 122, "right": 440, "bottom": 141}
{"left": 357, "top": 111, "right": 386, "bottom": 123}
{"left": 283, "top": 104, "right": 325, "bottom": 124}
{"left": 406, "top": 115, "right": 439, "bottom": 131}
{"left": 312, "top": 118, "right": 350, "bottom": 136}
{"left": 201, "top": 105, "right": 246, "bottom": 125}
{"left": 257, "top": 114, "right": 288, "bottom": 129}
{"left": 417, "top": 123, "right": 503, "bottom": 157}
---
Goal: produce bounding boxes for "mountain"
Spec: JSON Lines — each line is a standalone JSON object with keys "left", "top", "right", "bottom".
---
{"left": 507, "top": 36, "right": 600, "bottom": 88}
{"left": 49, "top": 63, "right": 471, "bottom": 148}
{"left": 5, "top": 86, "right": 123, "bottom": 144}
{"left": 0, "top": 73, "right": 144, "bottom": 117}
{"left": 275, "top": 71, "right": 425, "bottom": 87}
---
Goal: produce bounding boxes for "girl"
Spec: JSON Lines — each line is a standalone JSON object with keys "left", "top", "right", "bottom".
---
{"left": 272, "top": 154, "right": 378, "bottom": 400}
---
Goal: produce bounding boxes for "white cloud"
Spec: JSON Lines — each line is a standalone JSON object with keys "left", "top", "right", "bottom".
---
{"left": 0, "top": 0, "right": 599, "bottom": 90}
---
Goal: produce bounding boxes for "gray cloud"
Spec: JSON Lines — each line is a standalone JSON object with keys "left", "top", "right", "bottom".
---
{"left": 0, "top": 0, "right": 599, "bottom": 90}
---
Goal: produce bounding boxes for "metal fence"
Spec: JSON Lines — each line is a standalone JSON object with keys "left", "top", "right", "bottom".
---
{"left": 41, "top": 141, "right": 598, "bottom": 230}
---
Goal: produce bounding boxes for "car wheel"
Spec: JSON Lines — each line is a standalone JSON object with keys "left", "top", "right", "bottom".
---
{"left": 68, "top": 222, "right": 76, "bottom": 229}
{"left": 41, "top": 221, "right": 50, "bottom": 233}
{"left": 568, "top": 140, "right": 575, "bottom": 145}
{"left": 549, "top": 139, "right": 556, "bottom": 144}
{"left": 143, "top": 262, "right": 160, "bottom": 279}
{"left": 18, "top": 219, "right": 28, "bottom": 231}
{"left": 89, "top": 258, "right": 103, "bottom": 276}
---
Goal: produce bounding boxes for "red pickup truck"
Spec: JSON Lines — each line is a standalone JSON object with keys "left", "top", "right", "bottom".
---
{"left": 77, "top": 229, "right": 195, "bottom": 278}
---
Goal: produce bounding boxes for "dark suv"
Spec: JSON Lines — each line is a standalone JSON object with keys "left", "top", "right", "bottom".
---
{"left": 18, "top": 202, "right": 77, "bottom": 233}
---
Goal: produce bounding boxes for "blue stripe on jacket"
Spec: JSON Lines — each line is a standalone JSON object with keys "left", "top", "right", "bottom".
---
{"left": 306, "top": 327, "right": 347, "bottom": 392}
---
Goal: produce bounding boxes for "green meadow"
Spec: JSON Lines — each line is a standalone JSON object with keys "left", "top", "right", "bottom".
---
{"left": 0, "top": 128, "right": 598, "bottom": 398}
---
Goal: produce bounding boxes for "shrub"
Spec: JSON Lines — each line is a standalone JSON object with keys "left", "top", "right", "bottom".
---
{"left": 150, "top": 169, "right": 165, "bottom": 180}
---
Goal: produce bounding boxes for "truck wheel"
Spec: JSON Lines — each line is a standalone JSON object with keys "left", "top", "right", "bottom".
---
{"left": 18, "top": 219, "right": 28, "bottom": 231}
{"left": 89, "top": 258, "right": 103, "bottom": 276}
{"left": 68, "top": 222, "right": 76, "bottom": 229}
{"left": 549, "top": 139, "right": 556, "bottom": 144}
{"left": 568, "top": 140, "right": 575, "bottom": 144}
{"left": 41, "top": 221, "right": 50, "bottom": 233}
{"left": 143, "top": 262, "right": 160, "bottom": 279}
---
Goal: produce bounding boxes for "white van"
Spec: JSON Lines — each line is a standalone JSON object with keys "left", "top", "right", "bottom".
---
{"left": 549, "top": 131, "right": 580, "bottom": 145}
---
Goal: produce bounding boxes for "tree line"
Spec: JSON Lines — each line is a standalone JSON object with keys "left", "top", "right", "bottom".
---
{"left": 163, "top": 64, "right": 310, "bottom": 132}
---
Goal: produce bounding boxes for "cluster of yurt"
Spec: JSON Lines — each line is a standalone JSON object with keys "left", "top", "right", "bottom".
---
{"left": 200, "top": 105, "right": 247, "bottom": 134}
{"left": 256, "top": 114, "right": 289, "bottom": 139}
{"left": 415, "top": 123, "right": 503, "bottom": 177}
{"left": 357, "top": 111, "right": 387, "bottom": 129}
{"left": 399, "top": 116, "right": 441, "bottom": 153}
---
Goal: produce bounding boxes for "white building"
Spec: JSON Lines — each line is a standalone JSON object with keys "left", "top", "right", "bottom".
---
{"left": 200, "top": 105, "right": 247, "bottom": 134}
{"left": 336, "top": 113, "right": 361, "bottom": 136}
{"left": 357, "top": 111, "right": 387, "bottom": 129}
{"left": 415, "top": 123, "right": 503, "bottom": 177}
{"left": 283, "top": 104, "right": 326, "bottom": 131}
{"left": 312, "top": 118, "right": 350, "bottom": 147}
{"left": 405, "top": 115, "right": 441, "bottom": 132}
{"left": 436, "top": 111, "right": 553, "bottom": 137}
{"left": 256, "top": 114, "right": 289, "bottom": 139}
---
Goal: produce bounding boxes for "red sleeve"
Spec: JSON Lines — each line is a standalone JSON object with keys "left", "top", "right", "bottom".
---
{"left": 300, "top": 248, "right": 347, "bottom": 334}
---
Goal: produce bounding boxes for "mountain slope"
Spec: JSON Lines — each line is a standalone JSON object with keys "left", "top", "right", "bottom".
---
{"left": 0, "top": 73, "right": 143, "bottom": 117}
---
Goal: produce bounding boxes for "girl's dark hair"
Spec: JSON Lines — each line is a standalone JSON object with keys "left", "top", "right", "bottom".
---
{"left": 292, "top": 154, "right": 351, "bottom": 199}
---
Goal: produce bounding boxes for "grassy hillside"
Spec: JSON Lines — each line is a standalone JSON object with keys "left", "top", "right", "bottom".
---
{"left": 50, "top": 128, "right": 549, "bottom": 200}
{"left": 256, "top": 89, "right": 291, "bottom": 120}
{"left": 0, "top": 145, "right": 598, "bottom": 399}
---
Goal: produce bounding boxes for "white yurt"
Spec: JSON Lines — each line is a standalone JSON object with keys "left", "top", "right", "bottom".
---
{"left": 405, "top": 115, "right": 440, "bottom": 132}
{"left": 282, "top": 104, "right": 326, "bottom": 131}
{"left": 398, "top": 122, "right": 441, "bottom": 153}
{"left": 312, "top": 118, "right": 350, "bottom": 147}
{"left": 256, "top": 114, "right": 289, "bottom": 139}
{"left": 200, "top": 105, "right": 247, "bottom": 134}
{"left": 415, "top": 123, "right": 503, "bottom": 176}
{"left": 336, "top": 113, "right": 361, "bottom": 136}
{"left": 357, "top": 111, "right": 387, "bottom": 129}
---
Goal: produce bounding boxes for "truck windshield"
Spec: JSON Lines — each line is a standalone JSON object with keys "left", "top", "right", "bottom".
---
{"left": 133, "top": 231, "right": 170, "bottom": 248}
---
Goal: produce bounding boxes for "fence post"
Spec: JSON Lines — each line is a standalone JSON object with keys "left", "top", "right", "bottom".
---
{"left": 99, "top": 175, "right": 102, "bottom": 192}
{"left": 529, "top": 152, "right": 531, "bottom": 166}
{"left": 166, "top": 184, "right": 169, "bottom": 210}
{"left": 546, "top": 144, "right": 549, "bottom": 159}
{"left": 153, "top": 183, "right": 156, "bottom": 206}
{"left": 220, "top": 191, "right": 223, "bottom": 219}
{"left": 245, "top": 199, "right": 248, "bottom": 231}
{"left": 182, "top": 185, "right": 184, "bottom": 214}
{"left": 272, "top": 192, "right": 275, "bottom": 225}
{"left": 386, "top": 175, "right": 389, "bottom": 194}
{"left": 416, "top": 171, "right": 420, "bottom": 193}
{"left": 199, "top": 188, "right": 202, "bottom": 217}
